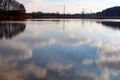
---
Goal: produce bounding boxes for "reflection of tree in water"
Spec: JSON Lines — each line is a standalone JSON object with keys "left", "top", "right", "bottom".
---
{"left": 0, "top": 22, "right": 26, "bottom": 39}
{"left": 100, "top": 22, "right": 120, "bottom": 30}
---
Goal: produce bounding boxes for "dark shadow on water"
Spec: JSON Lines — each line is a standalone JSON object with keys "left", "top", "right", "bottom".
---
{"left": 0, "top": 22, "right": 26, "bottom": 39}
{"left": 99, "top": 21, "right": 120, "bottom": 30}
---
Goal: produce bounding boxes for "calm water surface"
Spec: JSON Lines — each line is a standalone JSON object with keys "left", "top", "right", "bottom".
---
{"left": 0, "top": 19, "right": 120, "bottom": 80}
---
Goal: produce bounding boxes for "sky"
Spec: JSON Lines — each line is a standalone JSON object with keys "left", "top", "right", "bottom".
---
{"left": 17, "top": 0, "right": 120, "bottom": 13}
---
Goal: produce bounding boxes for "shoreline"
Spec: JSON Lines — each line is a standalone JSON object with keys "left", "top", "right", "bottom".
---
{"left": 1, "top": 16, "right": 120, "bottom": 21}
{"left": 22, "top": 15, "right": 120, "bottom": 19}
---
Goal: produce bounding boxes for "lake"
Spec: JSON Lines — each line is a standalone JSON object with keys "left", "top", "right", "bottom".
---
{"left": 0, "top": 19, "right": 120, "bottom": 80}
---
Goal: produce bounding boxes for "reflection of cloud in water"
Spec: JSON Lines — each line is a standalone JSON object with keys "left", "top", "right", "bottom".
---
{"left": 47, "top": 62, "right": 73, "bottom": 72}
{"left": 90, "top": 40, "right": 120, "bottom": 80}
{"left": 17, "top": 27, "right": 120, "bottom": 75}
{"left": 18, "top": 26, "right": 120, "bottom": 79}
{"left": 20, "top": 64, "right": 47, "bottom": 79}
{"left": 76, "top": 71, "right": 110, "bottom": 80}
{"left": 23, "top": 34, "right": 92, "bottom": 48}
{"left": 92, "top": 40, "right": 120, "bottom": 62}
{"left": 0, "top": 41, "right": 32, "bottom": 72}
{"left": 95, "top": 62, "right": 120, "bottom": 80}
{"left": 0, "top": 41, "right": 33, "bottom": 80}
{"left": 0, "top": 41, "right": 32, "bottom": 62}
{"left": 2, "top": 20, "right": 120, "bottom": 80}
{"left": 35, "top": 38, "right": 56, "bottom": 47}
{"left": 58, "top": 34, "right": 92, "bottom": 46}
{"left": 0, "top": 64, "right": 47, "bottom": 80}
{"left": 77, "top": 39, "right": 120, "bottom": 80}
{"left": 82, "top": 59, "right": 94, "bottom": 65}
{"left": 0, "top": 41, "right": 75, "bottom": 80}
{"left": 40, "top": 34, "right": 92, "bottom": 47}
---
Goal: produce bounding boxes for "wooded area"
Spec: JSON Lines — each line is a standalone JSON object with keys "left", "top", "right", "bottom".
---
{"left": 0, "top": 0, "right": 26, "bottom": 20}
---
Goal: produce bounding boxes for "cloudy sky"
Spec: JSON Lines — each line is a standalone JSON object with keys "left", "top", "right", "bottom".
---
{"left": 17, "top": 0, "right": 120, "bottom": 13}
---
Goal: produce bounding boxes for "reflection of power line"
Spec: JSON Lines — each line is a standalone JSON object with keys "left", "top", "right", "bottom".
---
{"left": 82, "top": 19, "right": 85, "bottom": 27}
{"left": 54, "top": 20, "right": 65, "bottom": 31}
{"left": 63, "top": 20, "right": 65, "bottom": 31}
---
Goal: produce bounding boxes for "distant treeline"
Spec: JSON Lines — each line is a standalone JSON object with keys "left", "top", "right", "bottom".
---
{"left": 96, "top": 6, "right": 120, "bottom": 17}
{"left": 27, "top": 6, "right": 120, "bottom": 19}
{"left": 27, "top": 12, "right": 94, "bottom": 19}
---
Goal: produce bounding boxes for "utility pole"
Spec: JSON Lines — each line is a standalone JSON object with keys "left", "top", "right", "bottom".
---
{"left": 81, "top": 8, "right": 86, "bottom": 18}
{"left": 56, "top": 5, "right": 66, "bottom": 14}
{"left": 82, "top": 8, "right": 85, "bottom": 15}
{"left": 64, "top": 5, "right": 66, "bottom": 15}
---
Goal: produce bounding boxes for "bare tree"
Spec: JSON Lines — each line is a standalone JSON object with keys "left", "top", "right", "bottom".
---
{"left": 0, "top": 0, "right": 25, "bottom": 11}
